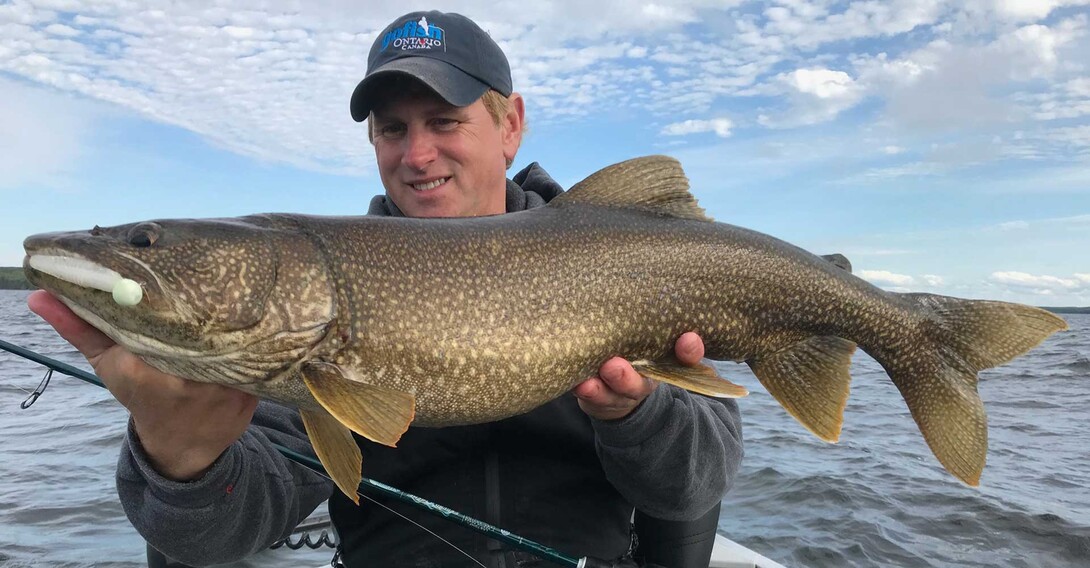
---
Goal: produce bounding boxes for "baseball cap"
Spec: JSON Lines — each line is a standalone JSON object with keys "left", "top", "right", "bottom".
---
{"left": 350, "top": 11, "right": 513, "bottom": 122}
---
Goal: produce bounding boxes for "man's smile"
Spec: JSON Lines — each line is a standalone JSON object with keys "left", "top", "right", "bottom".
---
{"left": 410, "top": 177, "right": 449, "bottom": 192}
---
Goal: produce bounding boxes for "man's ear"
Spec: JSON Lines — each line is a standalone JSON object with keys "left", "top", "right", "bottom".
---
{"left": 502, "top": 93, "right": 525, "bottom": 166}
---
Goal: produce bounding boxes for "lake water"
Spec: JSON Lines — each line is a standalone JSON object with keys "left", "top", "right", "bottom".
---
{"left": 0, "top": 289, "right": 1087, "bottom": 567}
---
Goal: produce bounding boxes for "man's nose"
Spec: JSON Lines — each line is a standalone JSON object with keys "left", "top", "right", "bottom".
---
{"left": 401, "top": 128, "right": 438, "bottom": 170}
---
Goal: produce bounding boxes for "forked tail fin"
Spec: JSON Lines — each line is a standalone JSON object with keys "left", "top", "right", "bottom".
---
{"left": 880, "top": 294, "right": 1068, "bottom": 485}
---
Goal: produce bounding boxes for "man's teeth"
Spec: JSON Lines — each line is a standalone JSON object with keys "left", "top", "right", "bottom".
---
{"left": 412, "top": 178, "right": 447, "bottom": 191}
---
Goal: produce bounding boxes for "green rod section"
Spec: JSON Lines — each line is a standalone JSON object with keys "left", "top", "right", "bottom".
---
{"left": 273, "top": 444, "right": 583, "bottom": 567}
{"left": 0, "top": 338, "right": 587, "bottom": 568}
{"left": 0, "top": 338, "right": 105, "bottom": 388}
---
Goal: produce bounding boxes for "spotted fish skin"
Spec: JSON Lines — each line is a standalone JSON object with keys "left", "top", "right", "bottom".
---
{"left": 292, "top": 207, "right": 858, "bottom": 426}
{"left": 22, "top": 156, "right": 1068, "bottom": 501}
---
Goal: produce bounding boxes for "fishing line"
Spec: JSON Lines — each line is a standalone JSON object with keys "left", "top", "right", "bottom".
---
{"left": 15, "top": 364, "right": 85, "bottom": 459}
{"left": 20, "top": 368, "right": 52, "bottom": 408}
{"left": 357, "top": 491, "right": 488, "bottom": 568}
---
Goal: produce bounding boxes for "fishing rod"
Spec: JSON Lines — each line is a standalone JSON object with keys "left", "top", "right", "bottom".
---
{"left": 0, "top": 338, "right": 618, "bottom": 568}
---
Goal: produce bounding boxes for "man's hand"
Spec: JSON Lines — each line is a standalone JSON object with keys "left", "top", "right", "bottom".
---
{"left": 574, "top": 332, "right": 705, "bottom": 421}
{"left": 27, "top": 290, "right": 257, "bottom": 481}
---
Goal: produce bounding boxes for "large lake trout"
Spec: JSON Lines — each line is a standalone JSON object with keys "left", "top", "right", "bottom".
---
{"left": 23, "top": 156, "right": 1067, "bottom": 502}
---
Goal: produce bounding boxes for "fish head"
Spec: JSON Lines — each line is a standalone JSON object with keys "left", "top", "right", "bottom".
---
{"left": 23, "top": 215, "right": 336, "bottom": 385}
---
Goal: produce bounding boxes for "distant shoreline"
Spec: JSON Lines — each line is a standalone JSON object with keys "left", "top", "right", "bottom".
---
{"left": 0, "top": 267, "right": 33, "bottom": 290}
{"left": 0, "top": 267, "right": 1087, "bottom": 313}
{"left": 1041, "top": 306, "right": 1090, "bottom": 314}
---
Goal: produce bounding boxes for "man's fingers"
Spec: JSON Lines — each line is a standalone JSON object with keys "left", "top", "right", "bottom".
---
{"left": 576, "top": 333, "right": 705, "bottom": 421}
{"left": 572, "top": 377, "right": 603, "bottom": 400}
{"left": 597, "top": 357, "right": 653, "bottom": 399}
{"left": 27, "top": 290, "right": 116, "bottom": 359}
{"left": 576, "top": 360, "right": 656, "bottom": 421}
{"left": 675, "top": 331, "right": 705, "bottom": 366}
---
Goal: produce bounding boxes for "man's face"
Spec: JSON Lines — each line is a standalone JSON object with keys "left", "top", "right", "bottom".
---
{"left": 371, "top": 90, "right": 519, "bottom": 219}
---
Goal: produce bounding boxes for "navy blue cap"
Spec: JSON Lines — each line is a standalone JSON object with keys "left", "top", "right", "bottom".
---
{"left": 350, "top": 11, "right": 513, "bottom": 122}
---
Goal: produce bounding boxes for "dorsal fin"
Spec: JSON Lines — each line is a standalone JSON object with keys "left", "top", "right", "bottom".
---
{"left": 821, "top": 253, "right": 852, "bottom": 273}
{"left": 551, "top": 155, "right": 711, "bottom": 222}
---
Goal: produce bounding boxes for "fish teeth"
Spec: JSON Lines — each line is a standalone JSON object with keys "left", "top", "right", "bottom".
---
{"left": 412, "top": 178, "right": 447, "bottom": 191}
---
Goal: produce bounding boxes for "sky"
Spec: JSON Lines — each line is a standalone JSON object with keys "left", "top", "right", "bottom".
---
{"left": 0, "top": 0, "right": 1088, "bottom": 306}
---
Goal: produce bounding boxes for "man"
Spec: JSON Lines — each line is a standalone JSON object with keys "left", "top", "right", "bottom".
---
{"left": 28, "top": 10, "right": 743, "bottom": 567}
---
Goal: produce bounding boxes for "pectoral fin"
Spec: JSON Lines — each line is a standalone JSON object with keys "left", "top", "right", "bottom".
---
{"left": 300, "top": 408, "right": 362, "bottom": 505}
{"left": 301, "top": 361, "right": 416, "bottom": 447}
{"left": 630, "top": 358, "right": 748, "bottom": 398}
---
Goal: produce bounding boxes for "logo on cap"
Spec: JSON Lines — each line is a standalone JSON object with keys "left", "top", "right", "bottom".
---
{"left": 381, "top": 16, "right": 446, "bottom": 52}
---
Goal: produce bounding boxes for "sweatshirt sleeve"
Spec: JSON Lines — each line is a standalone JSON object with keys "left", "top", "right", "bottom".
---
{"left": 591, "top": 384, "right": 744, "bottom": 521}
{"left": 116, "top": 401, "right": 334, "bottom": 566}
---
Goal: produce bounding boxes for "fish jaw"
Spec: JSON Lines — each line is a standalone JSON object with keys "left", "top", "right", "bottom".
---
{"left": 23, "top": 236, "right": 175, "bottom": 355}
{"left": 23, "top": 216, "right": 339, "bottom": 387}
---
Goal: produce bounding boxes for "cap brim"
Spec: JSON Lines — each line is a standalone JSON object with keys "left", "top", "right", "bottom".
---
{"left": 350, "top": 58, "right": 491, "bottom": 122}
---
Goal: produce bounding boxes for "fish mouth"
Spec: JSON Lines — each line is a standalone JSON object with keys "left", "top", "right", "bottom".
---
{"left": 23, "top": 247, "right": 162, "bottom": 304}
{"left": 21, "top": 244, "right": 180, "bottom": 353}
{"left": 27, "top": 254, "right": 130, "bottom": 296}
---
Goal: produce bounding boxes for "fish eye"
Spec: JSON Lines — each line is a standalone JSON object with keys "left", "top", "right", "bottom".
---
{"left": 127, "top": 222, "right": 162, "bottom": 247}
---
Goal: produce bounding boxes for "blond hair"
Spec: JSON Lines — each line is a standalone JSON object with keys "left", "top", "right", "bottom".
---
{"left": 480, "top": 89, "right": 511, "bottom": 126}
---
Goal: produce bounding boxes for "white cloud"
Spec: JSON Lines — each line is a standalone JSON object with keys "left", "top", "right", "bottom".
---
{"left": 1043, "top": 125, "right": 1090, "bottom": 147}
{"left": 989, "top": 271, "right": 1090, "bottom": 302}
{"left": 992, "top": 124, "right": 1090, "bottom": 163}
{"left": 1, "top": 1, "right": 785, "bottom": 172}
{"left": 862, "top": 42, "right": 1013, "bottom": 131}
{"left": 1011, "top": 26, "right": 1061, "bottom": 69}
{"left": 661, "top": 118, "right": 734, "bottom": 137}
{"left": 754, "top": 0, "right": 948, "bottom": 51}
{"left": 790, "top": 68, "right": 857, "bottom": 99}
{"left": 639, "top": 3, "right": 699, "bottom": 25}
{"left": 990, "top": 0, "right": 1090, "bottom": 22}
{"left": 1065, "top": 77, "right": 1090, "bottom": 98}
{"left": 995, "top": 20, "right": 1085, "bottom": 80}
{"left": 850, "top": 161, "right": 948, "bottom": 181}
{"left": 990, "top": 214, "right": 1090, "bottom": 229}
{"left": 1029, "top": 77, "right": 1090, "bottom": 120}
{"left": 880, "top": 16, "right": 1079, "bottom": 90}
{"left": 846, "top": 13, "right": 1089, "bottom": 167}
{"left": 1, "top": 0, "right": 1087, "bottom": 177}
{"left": 991, "top": 271, "right": 1090, "bottom": 291}
{"left": 43, "top": 23, "right": 79, "bottom": 36}
{"left": 922, "top": 274, "right": 945, "bottom": 286}
{"left": 760, "top": 67, "right": 865, "bottom": 127}
{"left": 861, "top": 270, "right": 916, "bottom": 286}
{"left": 854, "top": 52, "right": 928, "bottom": 90}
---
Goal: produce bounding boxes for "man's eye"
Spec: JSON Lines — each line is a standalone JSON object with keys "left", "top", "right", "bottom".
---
{"left": 432, "top": 118, "right": 459, "bottom": 130}
{"left": 378, "top": 124, "right": 405, "bottom": 137}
